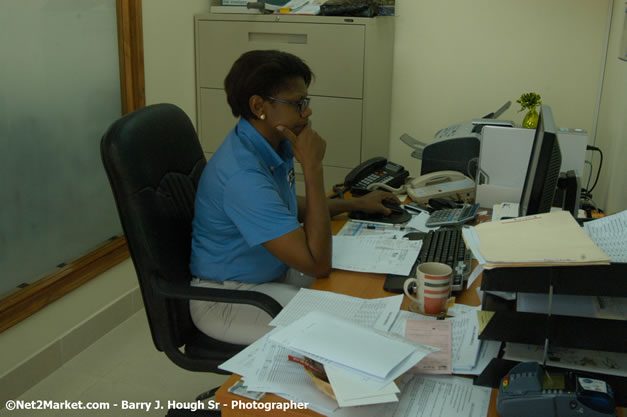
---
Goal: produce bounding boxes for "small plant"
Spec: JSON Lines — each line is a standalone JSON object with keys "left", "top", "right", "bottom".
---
{"left": 517, "top": 92, "right": 542, "bottom": 111}
{"left": 517, "top": 92, "right": 542, "bottom": 128}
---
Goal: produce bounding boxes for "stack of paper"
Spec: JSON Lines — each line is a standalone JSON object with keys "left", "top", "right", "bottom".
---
{"left": 395, "top": 307, "right": 501, "bottom": 377}
{"left": 462, "top": 210, "right": 611, "bottom": 288}
{"left": 219, "top": 289, "right": 496, "bottom": 416}
{"left": 269, "top": 311, "right": 437, "bottom": 407}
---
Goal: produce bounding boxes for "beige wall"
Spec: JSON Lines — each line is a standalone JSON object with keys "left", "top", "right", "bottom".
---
{"left": 142, "top": 0, "right": 211, "bottom": 127}
{"left": 593, "top": 0, "right": 627, "bottom": 213}
{"left": 389, "top": 0, "right": 609, "bottom": 173}
{"left": 142, "top": 0, "right": 625, "bottom": 213}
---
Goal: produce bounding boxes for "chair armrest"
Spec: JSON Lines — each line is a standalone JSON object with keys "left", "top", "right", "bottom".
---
{"left": 153, "top": 278, "right": 283, "bottom": 318}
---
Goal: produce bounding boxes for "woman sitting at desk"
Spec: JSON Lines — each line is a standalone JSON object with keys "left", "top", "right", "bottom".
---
{"left": 189, "top": 50, "right": 397, "bottom": 345}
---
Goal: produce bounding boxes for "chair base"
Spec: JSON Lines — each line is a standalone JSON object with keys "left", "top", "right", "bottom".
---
{"left": 196, "top": 386, "right": 220, "bottom": 401}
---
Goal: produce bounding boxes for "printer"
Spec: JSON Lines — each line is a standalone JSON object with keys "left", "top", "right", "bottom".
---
{"left": 402, "top": 101, "right": 514, "bottom": 177}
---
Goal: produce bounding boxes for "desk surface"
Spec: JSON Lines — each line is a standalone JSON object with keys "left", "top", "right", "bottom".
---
{"left": 214, "top": 216, "right": 624, "bottom": 417}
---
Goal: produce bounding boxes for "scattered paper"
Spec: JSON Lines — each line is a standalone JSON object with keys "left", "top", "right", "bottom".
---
{"left": 269, "top": 311, "right": 430, "bottom": 381}
{"left": 405, "top": 320, "right": 452, "bottom": 374}
{"left": 325, "top": 364, "right": 399, "bottom": 407}
{"left": 450, "top": 310, "right": 482, "bottom": 372}
{"left": 405, "top": 211, "right": 438, "bottom": 232}
{"left": 504, "top": 343, "right": 627, "bottom": 378}
{"left": 476, "top": 310, "right": 495, "bottom": 335}
{"left": 332, "top": 236, "right": 421, "bottom": 275}
{"left": 337, "top": 220, "right": 410, "bottom": 239}
{"left": 584, "top": 209, "right": 627, "bottom": 262}
{"left": 388, "top": 310, "right": 437, "bottom": 336}
{"left": 269, "top": 288, "right": 402, "bottom": 331}
{"left": 386, "top": 375, "right": 492, "bottom": 417}
{"left": 454, "top": 340, "right": 502, "bottom": 376}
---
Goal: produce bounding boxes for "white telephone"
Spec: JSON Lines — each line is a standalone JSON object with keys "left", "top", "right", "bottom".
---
{"left": 406, "top": 171, "right": 475, "bottom": 204}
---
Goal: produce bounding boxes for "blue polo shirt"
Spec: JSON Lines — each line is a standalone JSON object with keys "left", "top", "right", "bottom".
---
{"left": 190, "top": 118, "right": 300, "bottom": 283}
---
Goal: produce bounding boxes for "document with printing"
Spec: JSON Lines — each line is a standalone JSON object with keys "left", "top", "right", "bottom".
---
{"left": 332, "top": 235, "right": 421, "bottom": 276}
{"left": 269, "top": 288, "right": 403, "bottom": 332}
{"left": 386, "top": 375, "right": 491, "bottom": 417}
{"left": 583, "top": 209, "right": 627, "bottom": 262}
{"left": 269, "top": 311, "right": 435, "bottom": 383}
{"left": 404, "top": 320, "right": 452, "bottom": 374}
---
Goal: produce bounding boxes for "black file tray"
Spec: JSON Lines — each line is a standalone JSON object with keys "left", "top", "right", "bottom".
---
{"left": 480, "top": 263, "right": 627, "bottom": 296}
{"left": 479, "top": 293, "right": 627, "bottom": 352}
{"left": 476, "top": 263, "right": 627, "bottom": 407}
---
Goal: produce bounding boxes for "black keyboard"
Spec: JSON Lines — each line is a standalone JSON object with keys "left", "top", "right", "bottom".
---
{"left": 419, "top": 228, "right": 472, "bottom": 291}
{"left": 383, "top": 227, "right": 472, "bottom": 293}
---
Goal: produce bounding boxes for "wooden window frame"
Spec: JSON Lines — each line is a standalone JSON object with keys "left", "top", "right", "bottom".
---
{"left": 0, "top": 0, "right": 144, "bottom": 333}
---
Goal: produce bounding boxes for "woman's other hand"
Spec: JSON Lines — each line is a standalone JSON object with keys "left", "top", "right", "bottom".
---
{"left": 354, "top": 190, "right": 400, "bottom": 215}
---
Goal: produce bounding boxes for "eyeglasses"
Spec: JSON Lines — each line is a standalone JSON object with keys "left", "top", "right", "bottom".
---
{"left": 265, "top": 96, "right": 311, "bottom": 114}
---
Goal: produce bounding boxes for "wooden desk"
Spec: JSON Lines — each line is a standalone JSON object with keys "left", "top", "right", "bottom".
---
{"left": 214, "top": 217, "right": 624, "bottom": 417}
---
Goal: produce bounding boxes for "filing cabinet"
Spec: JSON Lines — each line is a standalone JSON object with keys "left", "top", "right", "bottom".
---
{"left": 195, "top": 13, "right": 394, "bottom": 194}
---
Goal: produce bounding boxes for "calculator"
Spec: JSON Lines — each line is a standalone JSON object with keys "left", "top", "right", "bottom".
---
{"left": 425, "top": 203, "right": 480, "bottom": 227}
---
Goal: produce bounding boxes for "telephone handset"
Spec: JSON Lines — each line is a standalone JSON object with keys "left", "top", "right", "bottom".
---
{"left": 406, "top": 170, "right": 475, "bottom": 204}
{"left": 344, "top": 157, "right": 409, "bottom": 196}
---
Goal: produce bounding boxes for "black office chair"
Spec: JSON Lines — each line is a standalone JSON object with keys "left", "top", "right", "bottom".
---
{"left": 100, "top": 103, "right": 282, "bottom": 416}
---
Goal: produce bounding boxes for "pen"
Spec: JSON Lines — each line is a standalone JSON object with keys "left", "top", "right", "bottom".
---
{"left": 366, "top": 224, "right": 406, "bottom": 231}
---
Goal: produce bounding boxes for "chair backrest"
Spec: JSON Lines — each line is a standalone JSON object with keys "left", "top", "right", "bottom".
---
{"left": 100, "top": 103, "right": 206, "bottom": 352}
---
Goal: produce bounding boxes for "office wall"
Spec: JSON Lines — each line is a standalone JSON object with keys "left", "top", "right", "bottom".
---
{"left": 141, "top": 1, "right": 624, "bottom": 212}
{"left": 142, "top": 0, "right": 210, "bottom": 125}
{"left": 389, "top": 0, "right": 610, "bottom": 177}
{"left": 594, "top": 0, "right": 627, "bottom": 213}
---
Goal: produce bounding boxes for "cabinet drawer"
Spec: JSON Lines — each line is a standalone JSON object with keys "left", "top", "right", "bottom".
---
{"left": 309, "top": 96, "right": 362, "bottom": 169}
{"left": 198, "top": 88, "right": 238, "bottom": 152}
{"left": 197, "top": 20, "right": 364, "bottom": 98}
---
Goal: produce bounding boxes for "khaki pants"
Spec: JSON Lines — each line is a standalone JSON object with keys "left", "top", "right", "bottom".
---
{"left": 190, "top": 269, "right": 315, "bottom": 345}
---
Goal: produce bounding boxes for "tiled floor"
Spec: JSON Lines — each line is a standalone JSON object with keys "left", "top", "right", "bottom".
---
{"left": 0, "top": 311, "right": 229, "bottom": 417}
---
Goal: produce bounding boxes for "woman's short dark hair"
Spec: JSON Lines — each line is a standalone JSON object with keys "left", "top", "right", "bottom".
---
{"left": 224, "top": 50, "right": 313, "bottom": 120}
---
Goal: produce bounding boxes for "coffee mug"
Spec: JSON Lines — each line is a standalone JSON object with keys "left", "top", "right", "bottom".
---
{"left": 403, "top": 262, "right": 453, "bottom": 315}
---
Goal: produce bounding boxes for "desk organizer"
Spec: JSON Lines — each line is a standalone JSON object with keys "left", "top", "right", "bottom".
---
{"left": 475, "top": 263, "right": 627, "bottom": 407}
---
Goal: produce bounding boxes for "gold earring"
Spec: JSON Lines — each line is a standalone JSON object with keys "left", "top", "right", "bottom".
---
{"left": 260, "top": 114, "right": 266, "bottom": 120}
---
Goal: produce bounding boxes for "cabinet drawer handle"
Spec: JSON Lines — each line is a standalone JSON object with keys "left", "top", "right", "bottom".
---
{"left": 248, "top": 32, "right": 307, "bottom": 45}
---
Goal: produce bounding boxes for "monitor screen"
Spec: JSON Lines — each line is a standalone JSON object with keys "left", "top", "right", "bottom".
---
{"left": 519, "top": 105, "right": 562, "bottom": 217}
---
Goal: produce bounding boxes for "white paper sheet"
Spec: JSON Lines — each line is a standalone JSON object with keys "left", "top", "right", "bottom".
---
{"left": 454, "top": 340, "right": 502, "bottom": 376}
{"left": 504, "top": 342, "right": 627, "bottom": 377}
{"left": 337, "top": 220, "right": 411, "bottom": 239}
{"left": 446, "top": 302, "right": 480, "bottom": 317}
{"left": 269, "top": 288, "right": 402, "bottom": 332}
{"left": 405, "top": 211, "right": 439, "bottom": 232}
{"left": 269, "top": 311, "right": 418, "bottom": 380}
{"left": 388, "top": 310, "right": 437, "bottom": 336}
{"left": 332, "top": 236, "right": 421, "bottom": 275}
{"left": 386, "top": 375, "right": 492, "bottom": 417}
{"left": 324, "top": 364, "right": 399, "bottom": 407}
{"left": 584, "top": 209, "right": 627, "bottom": 262}
{"left": 450, "top": 310, "right": 482, "bottom": 372}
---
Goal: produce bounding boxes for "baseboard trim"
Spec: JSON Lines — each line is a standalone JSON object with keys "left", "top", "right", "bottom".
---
{"left": 0, "top": 286, "right": 142, "bottom": 407}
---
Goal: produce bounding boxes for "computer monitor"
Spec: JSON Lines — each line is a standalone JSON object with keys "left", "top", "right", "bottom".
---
{"left": 519, "top": 105, "right": 562, "bottom": 217}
